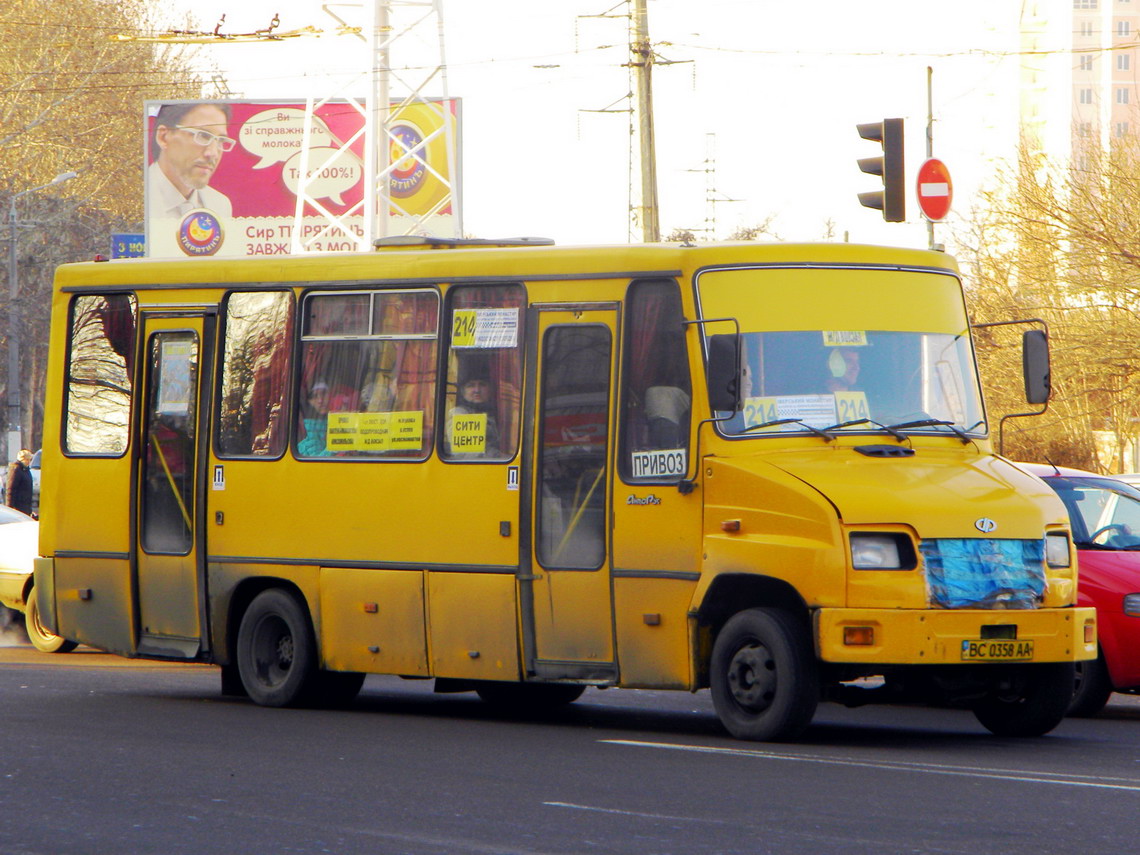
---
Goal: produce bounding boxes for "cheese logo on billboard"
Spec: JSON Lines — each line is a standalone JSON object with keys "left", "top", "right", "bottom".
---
{"left": 390, "top": 122, "right": 427, "bottom": 198}
{"left": 176, "top": 210, "right": 224, "bottom": 256}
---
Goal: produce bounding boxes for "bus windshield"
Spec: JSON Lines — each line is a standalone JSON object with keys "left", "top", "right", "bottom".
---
{"left": 695, "top": 266, "right": 987, "bottom": 439}
{"left": 724, "top": 329, "right": 985, "bottom": 437}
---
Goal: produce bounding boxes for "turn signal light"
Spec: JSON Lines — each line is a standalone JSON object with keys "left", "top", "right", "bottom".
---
{"left": 1084, "top": 621, "right": 1096, "bottom": 644}
{"left": 843, "top": 626, "right": 875, "bottom": 646}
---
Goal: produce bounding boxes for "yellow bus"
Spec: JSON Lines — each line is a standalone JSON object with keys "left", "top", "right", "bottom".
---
{"left": 33, "top": 238, "right": 1096, "bottom": 741}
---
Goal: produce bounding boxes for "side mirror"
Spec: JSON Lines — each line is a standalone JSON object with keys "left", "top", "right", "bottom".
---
{"left": 1022, "top": 329, "right": 1050, "bottom": 405}
{"left": 706, "top": 333, "right": 742, "bottom": 413}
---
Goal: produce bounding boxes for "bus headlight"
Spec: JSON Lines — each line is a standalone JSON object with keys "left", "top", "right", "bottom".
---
{"left": 850, "top": 533, "right": 915, "bottom": 569}
{"left": 1045, "top": 532, "right": 1071, "bottom": 568}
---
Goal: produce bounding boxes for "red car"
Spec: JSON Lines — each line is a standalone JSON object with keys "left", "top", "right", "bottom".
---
{"left": 1018, "top": 463, "right": 1140, "bottom": 715}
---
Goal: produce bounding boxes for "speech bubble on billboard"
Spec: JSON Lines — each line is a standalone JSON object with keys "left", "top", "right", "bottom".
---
{"left": 240, "top": 108, "right": 335, "bottom": 169}
{"left": 282, "top": 147, "right": 363, "bottom": 206}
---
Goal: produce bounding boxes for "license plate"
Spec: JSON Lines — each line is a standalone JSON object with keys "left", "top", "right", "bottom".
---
{"left": 961, "top": 640, "right": 1035, "bottom": 661}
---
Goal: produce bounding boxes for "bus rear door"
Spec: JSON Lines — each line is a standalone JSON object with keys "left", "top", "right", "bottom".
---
{"left": 134, "top": 314, "right": 214, "bottom": 658}
{"left": 523, "top": 305, "right": 618, "bottom": 682}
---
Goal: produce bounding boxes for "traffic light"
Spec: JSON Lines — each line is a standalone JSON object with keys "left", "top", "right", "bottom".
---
{"left": 856, "top": 118, "right": 905, "bottom": 222}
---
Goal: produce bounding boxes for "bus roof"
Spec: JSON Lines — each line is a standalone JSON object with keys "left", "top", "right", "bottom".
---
{"left": 55, "top": 241, "right": 960, "bottom": 290}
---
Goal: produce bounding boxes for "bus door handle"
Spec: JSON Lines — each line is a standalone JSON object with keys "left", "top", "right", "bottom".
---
{"left": 517, "top": 574, "right": 543, "bottom": 581}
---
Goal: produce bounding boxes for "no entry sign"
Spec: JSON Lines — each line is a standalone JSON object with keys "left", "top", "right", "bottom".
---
{"left": 916, "top": 158, "right": 953, "bottom": 222}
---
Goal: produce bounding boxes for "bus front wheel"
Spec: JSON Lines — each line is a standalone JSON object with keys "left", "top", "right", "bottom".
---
{"left": 1068, "top": 653, "right": 1113, "bottom": 718}
{"left": 709, "top": 608, "right": 818, "bottom": 742}
{"left": 236, "top": 589, "right": 318, "bottom": 707}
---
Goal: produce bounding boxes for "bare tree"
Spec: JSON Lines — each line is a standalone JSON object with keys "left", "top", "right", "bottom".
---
{"left": 959, "top": 135, "right": 1140, "bottom": 472}
{"left": 1, "top": 1, "right": 206, "bottom": 448}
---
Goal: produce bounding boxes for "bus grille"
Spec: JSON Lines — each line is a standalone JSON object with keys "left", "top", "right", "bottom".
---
{"left": 919, "top": 539, "right": 1046, "bottom": 609}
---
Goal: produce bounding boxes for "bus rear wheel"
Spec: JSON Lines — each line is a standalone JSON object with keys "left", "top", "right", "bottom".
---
{"left": 25, "top": 585, "right": 78, "bottom": 654}
{"left": 236, "top": 589, "right": 318, "bottom": 707}
{"left": 710, "top": 608, "right": 818, "bottom": 742}
{"left": 972, "top": 663, "right": 1074, "bottom": 737}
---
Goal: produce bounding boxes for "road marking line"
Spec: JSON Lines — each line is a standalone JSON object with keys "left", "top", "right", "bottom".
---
{"left": 602, "top": 739, "right": 1140, "bottom": 792}
{"left": 542, "top": 802, "right": 727, "bottom": 824}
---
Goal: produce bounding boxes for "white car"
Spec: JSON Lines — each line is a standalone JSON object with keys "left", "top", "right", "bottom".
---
{"left": 0, "top": 504, "right": 75, "bottom": 652}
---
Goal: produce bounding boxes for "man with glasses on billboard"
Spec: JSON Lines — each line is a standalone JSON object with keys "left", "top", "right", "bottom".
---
{"left": 148, "top": 102, "right": 235, "bottom": 219}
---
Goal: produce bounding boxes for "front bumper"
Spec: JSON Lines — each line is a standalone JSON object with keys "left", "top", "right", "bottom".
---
{"left": 816, "top": 606, "right": 1097, "bottom": 665}
{"left": 0, "top": 569, "right": 29, "bottom": 612}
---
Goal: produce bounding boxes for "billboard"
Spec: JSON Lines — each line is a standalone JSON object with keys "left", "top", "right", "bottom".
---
{"left": 144, "top": 99, "right": 461, "bottom": 258}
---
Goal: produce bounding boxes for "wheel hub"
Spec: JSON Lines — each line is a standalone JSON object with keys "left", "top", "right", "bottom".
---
{"left": 727, "top": 642, "right": 776, "bottom": 711}
{"left": 276, "top": 634, "right": 294, "bottom": 666}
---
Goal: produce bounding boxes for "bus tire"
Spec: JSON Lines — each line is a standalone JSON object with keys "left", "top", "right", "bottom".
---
{"left": 1068, "top": 653, "right": 1113, "bottom": 718}
{"left": 710, "top": 608, "right": 818, "bottom": 742}
{"left": 25, "top": 585, "right": 78, "bottom": 654}
{"left": 236, "top": 589, "right": 318, "bottom": 707}
{"left": 972, "top": 662, "right": 1074, "bottom": 737}
{"left": 475, "top": 681, "right": 585, "bottom": 712}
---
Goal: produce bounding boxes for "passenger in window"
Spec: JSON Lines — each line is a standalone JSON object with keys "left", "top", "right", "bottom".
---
{"left": 824, "top": 347, "right": 862, "bottom": 393}
{"left": 643, "top": 335, "right": 691, "bottom": 449}
{"left": 361, "top": 371, "right": 397, "bottom": 413}
{"left": 297, "top": 381, "right": 334, "bottom": 457}
{"left": 446, "top": 356, "right": 501, "bottom": 458}
{"left": 326, "top": 382, "right": 360, "bottom": 413}
{"left": 645, "top": 358, "right": 691, "bottom": 449}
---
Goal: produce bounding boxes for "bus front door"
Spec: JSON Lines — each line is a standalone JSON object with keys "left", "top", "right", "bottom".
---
{"left": 134, "top": 316, "right": 213, "bottom": 659}
{"left": 523, "top": 306, "right": 618, "bottom": 682}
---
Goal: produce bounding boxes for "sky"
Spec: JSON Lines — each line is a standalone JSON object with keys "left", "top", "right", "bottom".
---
{"left": 152, "top": 0, "right": 1027, "bottom": 254}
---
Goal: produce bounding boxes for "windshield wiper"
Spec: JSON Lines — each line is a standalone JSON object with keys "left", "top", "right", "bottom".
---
{"left": 823, "top": 418, "right": 908, "bottom": 442}
{"left": 886, "top": 418, "right": 974, "bottom": 444}
{"left": 741, "top": 418, "right": 835, "bottom": 442}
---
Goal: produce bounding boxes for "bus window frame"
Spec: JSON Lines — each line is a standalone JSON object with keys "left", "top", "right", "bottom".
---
{"left": 617, "top": 278, "right": 692, "bottom": 486}
{"left": 61, "top": 291, "right": 139, "bottom": 460}
{"left": 292, "top": 285, "right": 442, "bottom": 462}
{"left": 214, "top": 288, "right": 296, "bottom": 462}
{"left": 438, "top": 281, "right": 528, "bottom": 465}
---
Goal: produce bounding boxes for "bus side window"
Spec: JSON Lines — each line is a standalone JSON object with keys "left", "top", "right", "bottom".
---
{"left": 296, "top": 290, "right": 439, "bottom": 458}
{"left": 441, "top": 284, "right": 526, "bottom": 462}
{"left": 64, "top": 293, "right": 137, "bottom": 456}
{"left": 217, "top": 290, "right": 294, "bottom": 458}
{"left": 619, "top": 280, "right": 691, "bottom": 481}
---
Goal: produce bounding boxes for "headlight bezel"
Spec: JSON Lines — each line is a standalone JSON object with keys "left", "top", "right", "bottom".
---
{"left": 1045, "top": 532, "right": 1072, "bottom": 569}
{"left": 849, "top": 532, "right": 917, "bottom": 570}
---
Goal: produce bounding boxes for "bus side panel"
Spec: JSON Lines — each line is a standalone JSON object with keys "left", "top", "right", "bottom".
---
{"left": 53, "top": 557, "right": 135, "bottom": 655}
{"left": 613, "top": 577, "right": 695, "bottom": 689}
{"left": 426, "top": 572, "right": 519, "bottom": 681}
{"left": 319, "top": 567, "right": 428, "bottom": 675}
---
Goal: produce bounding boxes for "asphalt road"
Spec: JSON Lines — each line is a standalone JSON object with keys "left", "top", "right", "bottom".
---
{"left": 1, "top": 635, "right": 1137, "bottom": 855}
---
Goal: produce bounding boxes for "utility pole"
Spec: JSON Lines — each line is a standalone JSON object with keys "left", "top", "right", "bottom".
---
{"left": 630, "top": 0, "right": 660, "bottom": 242}
{"left": 681, "top": 134, "right": 740, "bottom": 240}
